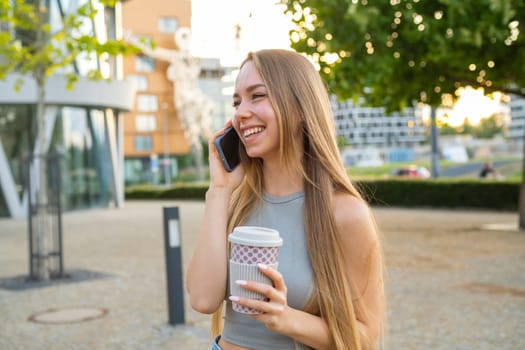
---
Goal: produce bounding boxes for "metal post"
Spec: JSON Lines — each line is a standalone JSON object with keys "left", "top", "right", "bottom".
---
{"left": 519, "top": 126, "right": 525, "bottom": 229}
{"left": 27, "top": 154, "right": 34, "bottom": 279}
{"left": 52, "top": 151, "right": 64, "bottom": 277}
{"left": 163, "top": 206, "right": 185, "bottom": 325}
{"left": 430, "top": 107, "right": 441, "bottom": 178}
{"left": 26, "top": 151, "right": 64, "bottom": 280}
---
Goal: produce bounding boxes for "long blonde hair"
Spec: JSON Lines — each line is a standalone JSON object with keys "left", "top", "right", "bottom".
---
{"left": 211, "top": 49, "right": 385, "bottom": 350}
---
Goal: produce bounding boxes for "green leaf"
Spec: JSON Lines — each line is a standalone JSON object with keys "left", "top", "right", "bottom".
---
{"left": 0, "top": 0, "right": 138, "bottom": 92}
{"left": 286, "top": 0, "right": 525, "bottom": 108}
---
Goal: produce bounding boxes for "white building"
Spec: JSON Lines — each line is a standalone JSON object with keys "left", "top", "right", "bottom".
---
{"left": 332, "top": 98, "right": 427, "bottom": 149}
{"left": 507, "top": 95, "right": 525, "bottom": 142}
{"left": 0, "top": 1, "right": 135, "bottom": 218}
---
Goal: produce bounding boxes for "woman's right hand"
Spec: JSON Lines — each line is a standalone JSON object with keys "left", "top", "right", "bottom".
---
{"left": 208, "top": 121, "right": 245, "bottom": 192}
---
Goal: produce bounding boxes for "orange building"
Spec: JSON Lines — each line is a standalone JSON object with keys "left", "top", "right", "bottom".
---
{"left": 121, "top": 0, "right": 191, "bottom": 185}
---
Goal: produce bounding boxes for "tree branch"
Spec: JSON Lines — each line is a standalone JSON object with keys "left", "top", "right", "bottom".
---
{"left": 444, "top": 74, "right": 525, "bottom": 99}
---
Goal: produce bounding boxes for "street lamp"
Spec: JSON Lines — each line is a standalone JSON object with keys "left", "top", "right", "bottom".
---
{"left": 162, "top": 102, "right": 171, "bottom": 186}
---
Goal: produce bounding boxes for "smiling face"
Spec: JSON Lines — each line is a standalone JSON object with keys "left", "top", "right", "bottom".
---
{"left": 232, "top": 61, "right": 281, "bottom": 163}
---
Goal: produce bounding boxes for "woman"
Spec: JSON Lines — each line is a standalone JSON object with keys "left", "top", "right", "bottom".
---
{"left": 186, "top": 49, "right": 385, "bottom": 350}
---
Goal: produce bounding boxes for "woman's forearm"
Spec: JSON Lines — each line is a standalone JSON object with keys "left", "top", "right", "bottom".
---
{"left": 186, "top": 188, "right": 231, "bottom": 314}
{"left": 283, "top": 308, "right": 378, "bottom": 350}
{"left": 277, "top": 307, "right": 335, "bottom": 350}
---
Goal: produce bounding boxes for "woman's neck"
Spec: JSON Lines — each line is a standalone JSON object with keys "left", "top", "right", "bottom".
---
{"left": 262, "top": 159, "right": 303, "bottom": 197}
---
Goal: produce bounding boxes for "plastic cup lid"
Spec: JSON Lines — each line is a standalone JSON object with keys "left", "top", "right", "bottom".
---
{"left": 228, "top": 226, "right": 283, "bottom": 247}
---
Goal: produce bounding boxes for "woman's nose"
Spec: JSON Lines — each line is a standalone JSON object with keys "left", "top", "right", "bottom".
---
{"left": 234, "top": 100, "right": 252, "bottom": 120}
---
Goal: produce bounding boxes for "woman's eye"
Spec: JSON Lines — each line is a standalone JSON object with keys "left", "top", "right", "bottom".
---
{"left": 232, "top": 93, "right": 266, "bottom": 108}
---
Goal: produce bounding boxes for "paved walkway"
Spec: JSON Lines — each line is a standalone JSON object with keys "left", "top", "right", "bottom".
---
{"left": 0, "top": 200, "right": 524, "bottom": 350}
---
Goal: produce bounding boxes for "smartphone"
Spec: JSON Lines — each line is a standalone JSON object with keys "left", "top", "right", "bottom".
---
{"left": 214, "top": 126, "right": 241, "bottom": 172}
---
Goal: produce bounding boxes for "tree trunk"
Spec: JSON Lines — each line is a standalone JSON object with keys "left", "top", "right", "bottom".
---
{"left": 35, "top": 76, "right": 50, "bottom": 280}
{"left": 33, "top": 0, "right": 51, "bottom": 280}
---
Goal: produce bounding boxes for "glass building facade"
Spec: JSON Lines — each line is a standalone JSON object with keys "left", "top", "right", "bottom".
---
{"left": 0, "top": 0, "right": 135, "bottom": 218}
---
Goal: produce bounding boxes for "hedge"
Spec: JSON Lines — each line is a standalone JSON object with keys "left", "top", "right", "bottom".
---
{"left": 125, "top": 179, "right": 520, "bottom": 211}
{"left": 356, "top": 179, "right": 519, "bottom": 211}
{"left": 125, "top": 184, "right": 208, "bottom": 200}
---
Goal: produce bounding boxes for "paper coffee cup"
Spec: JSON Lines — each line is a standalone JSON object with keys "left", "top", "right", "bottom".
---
{"left": 228, "top": 226, "right": 283, "bottom": 314}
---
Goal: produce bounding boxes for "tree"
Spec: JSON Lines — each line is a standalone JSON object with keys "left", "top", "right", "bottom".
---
{"left": 284, "top": 0, "right": 525, "bottom": 228}
{"left": 0, "top": 0, "right": 137, "bottom": 280}
{"left": 440, "top": 114, "right": 505, "bottom": 138}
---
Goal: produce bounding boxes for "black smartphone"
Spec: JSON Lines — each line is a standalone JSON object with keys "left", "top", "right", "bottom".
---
{"left": 214, "top": 126, "right": 241, "bottom": 172}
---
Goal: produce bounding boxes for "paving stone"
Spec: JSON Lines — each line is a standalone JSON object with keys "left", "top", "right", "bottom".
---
{"left": 0, "top": 201, "right": 523, "bottom": 349}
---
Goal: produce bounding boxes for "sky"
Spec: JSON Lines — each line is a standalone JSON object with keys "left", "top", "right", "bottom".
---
{"left": 190, "top": 0, "right": 293, "bottom": 66}
{"left": 445, "top": 88, "right": 505, "bottom": 127}
{"left": 190, "top": 1, "right": 504, "bottom": 126}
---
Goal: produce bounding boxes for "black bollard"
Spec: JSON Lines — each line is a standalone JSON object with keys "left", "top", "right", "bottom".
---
{"left": 163, "top": 206, "right": 185, "bottom": 325}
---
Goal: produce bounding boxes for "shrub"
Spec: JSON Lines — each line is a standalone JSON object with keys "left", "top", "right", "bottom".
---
{"left": 125, "top": 179, "right": 520, "bottom": 211}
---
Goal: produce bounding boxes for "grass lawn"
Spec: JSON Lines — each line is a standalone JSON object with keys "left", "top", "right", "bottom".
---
{"left": 347, "top": 157, "right": 522, "bottom": 181}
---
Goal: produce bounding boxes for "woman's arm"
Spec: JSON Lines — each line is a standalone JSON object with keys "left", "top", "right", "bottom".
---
{"left": 186, "top": 125, "right": 245, "bottom": 314}
{"left": 334, "top": 193, "right": 384, "bottom": 349}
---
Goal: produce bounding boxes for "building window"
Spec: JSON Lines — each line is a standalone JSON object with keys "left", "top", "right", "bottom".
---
{"left": 136, "top": 55, "right": 155, "bottom": 72}
{"left": 158, "top": 17, "right": 179, "bottom": 33}
{"left": 137, "top": 95, "right": 158, "bottom": 112}
{"left": 136, "top": 115, "right": 157, "bottom": 132}
{"left": 134, "top": 136, "right": 153, "bottom": 151}
{"left": 127, "top": 75, "right": 148, "bottom": 91}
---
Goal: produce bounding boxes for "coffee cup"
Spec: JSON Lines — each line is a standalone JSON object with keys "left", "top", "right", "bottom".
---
{"left": 228, "top": 226, "right": 283, "bottom": 314}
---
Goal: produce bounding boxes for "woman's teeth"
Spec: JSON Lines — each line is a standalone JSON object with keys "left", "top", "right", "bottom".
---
{"left": 243, "top": 127, "right": 265, "bottom": 137}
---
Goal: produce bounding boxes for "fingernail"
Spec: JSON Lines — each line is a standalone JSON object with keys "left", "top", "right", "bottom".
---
{"left": 235, "top": 280, "right": 247, "bottom": 285}
{"left": 229, "top": 295, "right": 240, "bottom": 302}
{"left": 258, "top": 263, "right": 268, "bottom": 270}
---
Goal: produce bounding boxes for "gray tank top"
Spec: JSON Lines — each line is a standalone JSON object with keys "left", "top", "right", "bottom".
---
{"left": 222, "top": 191, "right": 314, "bottom": 349}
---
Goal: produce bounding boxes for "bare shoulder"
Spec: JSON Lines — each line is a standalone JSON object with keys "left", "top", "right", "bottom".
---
{"left": 333, "top": 192, "right": 379, "bottom": 252}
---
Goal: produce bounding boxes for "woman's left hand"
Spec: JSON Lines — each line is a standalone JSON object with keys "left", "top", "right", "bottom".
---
{"left": 231, "top": 264, "right": 292, "bottom": 334}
